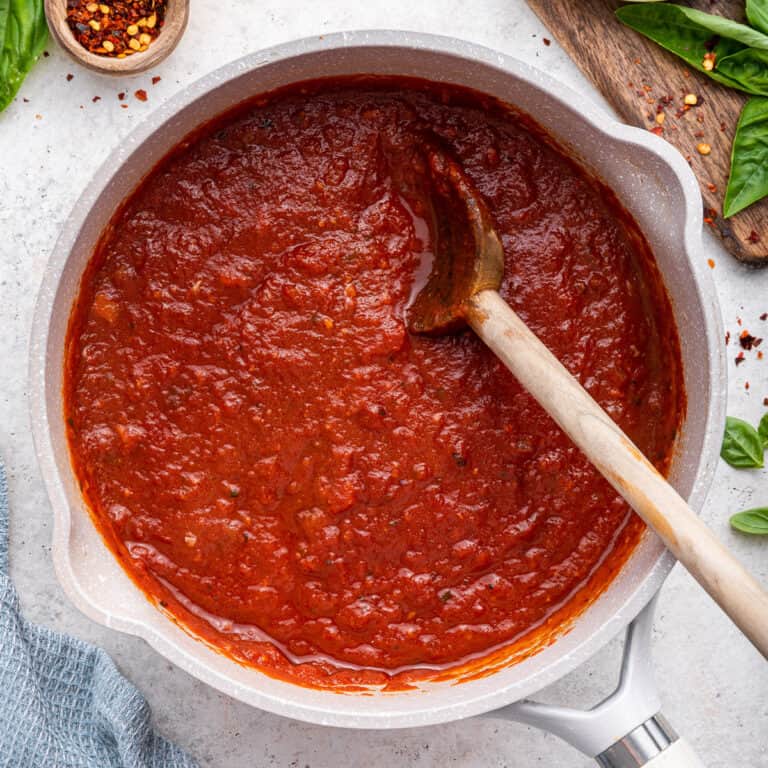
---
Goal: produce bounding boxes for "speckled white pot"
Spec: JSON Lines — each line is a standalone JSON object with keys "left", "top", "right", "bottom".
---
{"left": 29, "top": 31, "right": 725, "bottom": 736}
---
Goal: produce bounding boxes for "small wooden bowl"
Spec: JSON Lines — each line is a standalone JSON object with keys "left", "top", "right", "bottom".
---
{"left": 44, "top": 0, "right": 189, "bottom": 75}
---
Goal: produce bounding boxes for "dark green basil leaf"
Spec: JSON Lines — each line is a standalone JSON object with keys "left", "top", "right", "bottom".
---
{"left": 723, "top": 98, "right": 768, "bottom": 217}
{"left": 721, "top": 416, "right": 765, "bottom": 468}
{"left": 616, "top": 4, "right": 755, "bottom": 92}
{"left": 747, "top": 0, "right": 768, "bottom": 37}
{"left": 0, "top": 0, "right": 48, "bottom": 113}
{"left": 730, "top": 507, "right": 768, "bottom": 535}
{"left": 759, "top": 413, "right": 768, "bottom": 448}
{"left": 716, "top": 48, "right": 768, "bottom": 97}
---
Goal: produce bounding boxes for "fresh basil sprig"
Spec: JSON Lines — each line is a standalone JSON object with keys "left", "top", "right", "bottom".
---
{"left": 617, "top": 2, "right": 768, "bottom": 217}
{"left": 616, "top": 4, "right": 758, "bottom": 92}
{"left": 730, "top": 507, "right": 768, "bottom": 535}
{"left": 721, "top": 415, "right": 768, "bottom": 535}
{"left": 721, "top": 416, "right": 765, "bottom": 468}
{"left": 0, "top": 0, "right": 48, "bottom": 113}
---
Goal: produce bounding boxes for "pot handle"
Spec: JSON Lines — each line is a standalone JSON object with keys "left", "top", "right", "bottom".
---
{"left": 488, "top": 597, "right": 707, "bottom": 766}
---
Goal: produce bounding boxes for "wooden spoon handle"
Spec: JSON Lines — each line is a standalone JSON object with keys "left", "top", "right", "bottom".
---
{"left": 468, "top": 288, "right": 768, "bottom": 658}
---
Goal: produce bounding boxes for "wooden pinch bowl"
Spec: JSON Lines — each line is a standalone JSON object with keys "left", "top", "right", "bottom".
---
{"left": 44, "top": 0, "right": 189, "bottom": 75}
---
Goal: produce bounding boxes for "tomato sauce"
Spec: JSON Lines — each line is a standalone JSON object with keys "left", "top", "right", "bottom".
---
{"left": 64, "top": 77, "right": 684, "bottom": 688}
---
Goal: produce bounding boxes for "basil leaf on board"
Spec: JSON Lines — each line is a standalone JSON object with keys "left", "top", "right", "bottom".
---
{"left": 721, "top": 416, "right": 765, "bottom": 468}
{"left": 678, "top": 6, "right": 768, "bottom": 50}
{"left": 0, "top": 0, "right": 48, "bottom": 113}
{"left": 716, "top": 48, "right": 768, "bottom": 97}
{"left": 723, "top": 98, "right": 768, "bottom": 217}
{"left": 730, "top": 508, "right": 768, "bottom": 535}
{"left": 747, "top": 0, "right": 768, "bottom": 37}
{"left": 759, "top": 413, "right": 768, "bottom": 448}
{"left": 615, "top": 4, "right": 755, "bottom": 92}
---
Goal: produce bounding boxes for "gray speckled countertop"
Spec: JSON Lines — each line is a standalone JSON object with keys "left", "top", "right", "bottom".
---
{"left": 2, "top": 2, "right": 767, "bottom": 766}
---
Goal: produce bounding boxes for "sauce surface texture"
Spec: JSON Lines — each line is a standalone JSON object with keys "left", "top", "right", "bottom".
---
{"left": 65, "top": 78, "right": 684, "bottom": 687}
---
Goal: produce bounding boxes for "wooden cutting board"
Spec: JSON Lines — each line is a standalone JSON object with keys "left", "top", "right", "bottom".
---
{"left": 526, "top": 0, "right": 768, "bottom": 264}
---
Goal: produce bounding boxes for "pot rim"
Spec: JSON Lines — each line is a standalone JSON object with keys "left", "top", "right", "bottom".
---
{"left": 28, "top": 30, "right": 726, "bottom": 729}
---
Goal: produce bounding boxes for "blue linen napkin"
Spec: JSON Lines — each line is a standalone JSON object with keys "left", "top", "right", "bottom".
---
{"left": 0, "top": 465, "right": 198, "bottom": 768}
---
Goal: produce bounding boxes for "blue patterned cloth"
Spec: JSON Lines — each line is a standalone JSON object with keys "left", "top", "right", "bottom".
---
{"left": 0, "top": 466, "right": 198, "bottom": 768}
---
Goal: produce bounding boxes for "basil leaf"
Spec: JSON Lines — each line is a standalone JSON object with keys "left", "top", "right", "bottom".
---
{"left": 0, "top": 0, "right": 48, "bottom": 113}
{"left": 721, "top": 416, "right": 765, "bottom": 468}
{"left": 615, "top": 4, "right": 755, "bottom": 92}
{"left": 747, "top": 0, "right": 768, "bottom": 37}
{"left": 759, "top": 413, "right": 768, "bottom": 448}
{"left": 678, "top": 6, "right": 768, "bottom": 50}
{"left": 716, "top": 48, "right": 768, "bottom": 97}
{"left": 730, "top": 507, "right": 768, "bottom": 535}
{"left": 723, "top": 98, "right": 768, "bottom": 218}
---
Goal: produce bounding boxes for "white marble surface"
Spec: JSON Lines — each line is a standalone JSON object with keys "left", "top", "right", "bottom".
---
{"left": 2, "top": 1, "right": 767, "bottom": 766}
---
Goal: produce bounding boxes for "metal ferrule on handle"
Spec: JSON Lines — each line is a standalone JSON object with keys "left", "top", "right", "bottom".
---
{"left": 596, "top": 713, "right": 677, "bottom": 767}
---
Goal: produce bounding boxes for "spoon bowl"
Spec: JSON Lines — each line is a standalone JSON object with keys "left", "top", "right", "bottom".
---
{"left": 44, "top": 0, "right": 188, "bottom": 75}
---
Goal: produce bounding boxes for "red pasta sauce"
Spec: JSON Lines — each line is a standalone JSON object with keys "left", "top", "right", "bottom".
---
{"left": 64, "top": 77, "right": 684, "bottom": 689}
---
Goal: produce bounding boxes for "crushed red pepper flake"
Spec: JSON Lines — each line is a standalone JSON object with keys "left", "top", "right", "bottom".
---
{"left": 748, "top": 230, "right": 761, "bottom": 243}
{"left": 151, "top": 75, "right": 161, "bottom": 85}
{"left": 707, "top": 183, "right": 717, "bottom": 193}
{"left": 761, "top": 313, "right": 768, "bottom": 321}
{"left": 66, "top": 0, "right": 166, "bottom": 58}
{"left": 725, "top": 331, "right": 731, "bottom": 345}
{"left": 739, "top": 331, "right": 763, "bottom": 350}
{"left": 118, "top": 91, "right": 126, "bottom": 100}
{"left": 543, "top": 38, "right": 551, "bottom": 46}
{"left": 735, "top": 352, "right": 746, "bottom": 365}
{"left": 764, "top": 397, "right": 768, "bottom": 407}
{"left": 66, "top": 73, "right": 74, "bottom": 81}
{"left": 758, "top": 351, "right": 764, "bottom": 360}
{"left": 92, "top": 95, "right": 101, "bottom": 102}
{"left": 135, "top": 88, "right": 148, "bottom": 102}
{"left": 707, "top": 258, "right": 715, "bottom": 269}
{"left": 746, "top": 381, "right": 750, "bottom": 390}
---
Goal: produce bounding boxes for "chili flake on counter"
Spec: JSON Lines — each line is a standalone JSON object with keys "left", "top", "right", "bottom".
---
{"left": 66, "top": 0, "right": 166, "bottom": 58}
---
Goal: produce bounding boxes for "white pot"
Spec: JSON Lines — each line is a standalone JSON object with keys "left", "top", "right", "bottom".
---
{"left": 29, "top": 31, "right": 725, "bottom": 765}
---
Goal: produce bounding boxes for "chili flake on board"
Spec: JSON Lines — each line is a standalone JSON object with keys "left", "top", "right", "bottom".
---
{"left": 66, "top": 0, "right": 166, "bottom": 58}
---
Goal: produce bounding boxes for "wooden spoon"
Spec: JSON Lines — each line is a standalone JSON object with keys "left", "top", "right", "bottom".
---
{"left": 409, "top": 141, "right": 768, "bottom": 658}
{"left": 45, "top": 0, "right": 188, "bottom": 76}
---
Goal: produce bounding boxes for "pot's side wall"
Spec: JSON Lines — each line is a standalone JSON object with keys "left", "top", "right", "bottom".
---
{"left": 31, "top": 33, "right": 724, "bottom": 729}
